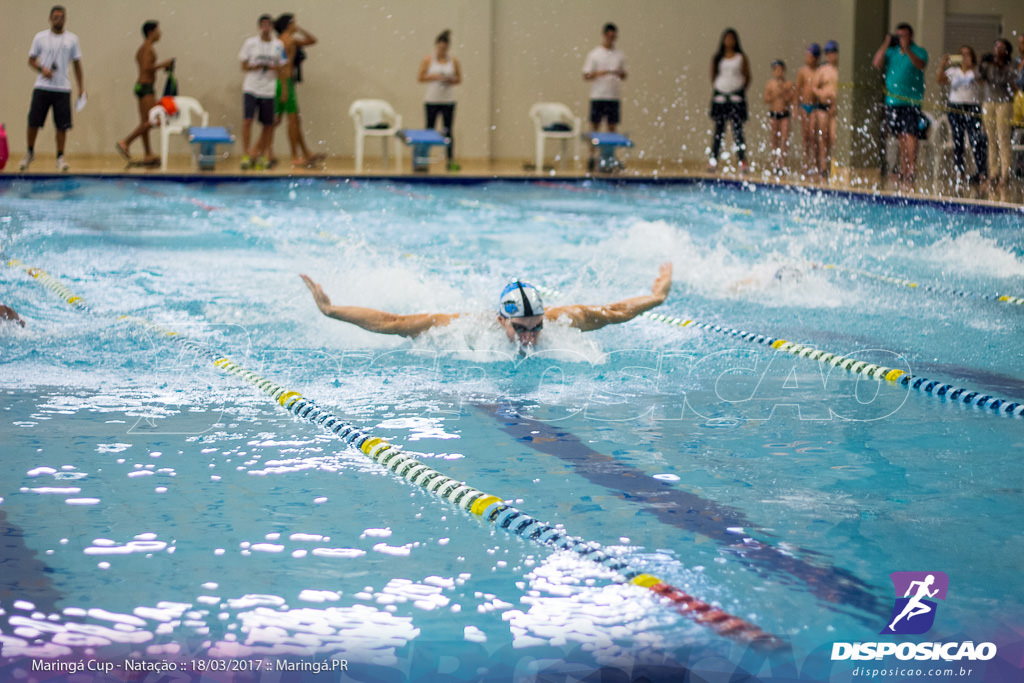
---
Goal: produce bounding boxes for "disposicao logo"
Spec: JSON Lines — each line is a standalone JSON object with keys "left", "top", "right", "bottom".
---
{"left": 831, "top": 571, "right": 998, "bottom": 662}
{"left": 882, "top": 571, "right": 948, "bottom": 635}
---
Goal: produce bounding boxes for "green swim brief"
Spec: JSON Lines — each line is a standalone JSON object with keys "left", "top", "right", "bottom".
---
{"left": 274, "top": 78, "right": 298, "bottom": 115}
{"left": 134, "top": 82, "right": 156, "bottom": 99}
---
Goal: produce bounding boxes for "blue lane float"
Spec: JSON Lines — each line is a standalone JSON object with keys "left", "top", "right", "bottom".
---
{"left": 814, "top": 261, "right": 1024, "bottom": 306}
{"left": 536, "top": 284, "right": 1024, "bottom": 418}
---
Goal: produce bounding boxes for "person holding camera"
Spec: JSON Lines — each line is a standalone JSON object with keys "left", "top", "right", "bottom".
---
{"left": 937, "top": 46, "right": 987, "bottom": 192}
{"left": 238, "top": 14, "right": 286, "bottom": 170}
{"left": 872, "top": 22, "right": 928, "bottom": 192}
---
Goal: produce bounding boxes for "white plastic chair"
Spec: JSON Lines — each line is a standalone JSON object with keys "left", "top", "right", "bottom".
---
{"left": 529, "top": 103, "right": 581, "bottom": 175}
{"left": 154, "top": 96, "right": 209, "bottom": 172}
{"left": 349, "top": 99, "right": 403, "bottom": 172}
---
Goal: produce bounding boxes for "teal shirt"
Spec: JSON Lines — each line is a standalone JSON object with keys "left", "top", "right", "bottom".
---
{"left": 884, "top": 44, "right": 928, "bottom": 106}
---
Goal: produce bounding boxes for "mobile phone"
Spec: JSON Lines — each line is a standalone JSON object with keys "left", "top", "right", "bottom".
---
{"left": 889, "top": 34, "right": 899, "bottom": 48}
{"left": 949, "top": 55, "right": 963, "bottom": 66}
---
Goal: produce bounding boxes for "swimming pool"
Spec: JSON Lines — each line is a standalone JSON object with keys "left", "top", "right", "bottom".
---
{"left": 1, "top": 177, "right": 1022, "bottom": 681}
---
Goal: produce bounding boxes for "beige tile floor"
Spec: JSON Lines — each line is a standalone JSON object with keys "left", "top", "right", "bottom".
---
{"left": 9, "top": 151, "right": 1023, "bottom": 208}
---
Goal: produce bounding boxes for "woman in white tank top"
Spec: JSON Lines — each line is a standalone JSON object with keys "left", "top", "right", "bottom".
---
{"left": 418, "top": 29, "right": 462, "bottom": 169}
{"left": 707, "top": 28, "right": 751, "bottom": 172}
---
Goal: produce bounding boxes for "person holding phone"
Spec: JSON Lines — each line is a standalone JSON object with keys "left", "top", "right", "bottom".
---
{"left": 937, "top": 45, "right": 987, "bottom": 192}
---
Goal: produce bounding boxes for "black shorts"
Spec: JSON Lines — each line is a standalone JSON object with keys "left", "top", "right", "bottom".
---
{"left": 28, "top": 88, "right": 72, "bottom": 130}
{"left": 243, "top": 93, "right": 276, "bottom": 126}
{"left": 589, "top": 99, "right": 620, "bottom": 126}
{"left": 885, "top": 105, "right": 921, "bottom": 136}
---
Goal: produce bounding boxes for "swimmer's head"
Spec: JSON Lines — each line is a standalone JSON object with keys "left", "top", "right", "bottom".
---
{"left": 773, "top": 265, "right": 803, "bottom": 283}
{"left": 497, "top": 281, "right": 545, "bottom": 346}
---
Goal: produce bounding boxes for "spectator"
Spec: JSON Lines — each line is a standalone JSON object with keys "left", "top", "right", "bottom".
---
{"left": 762, "top": 59, "right": 795, "bottom": 175}
{"left": 873, "top": 22, "right": 928, "bottom": 192}
{"left": 418, "top": 29, "right": 462, "bottom": 172}
{"left": 238, "top": 14, "right": 285, "bottom": 170}
{"left": 796, "top": 44, "right": 822, "bottom": 177}
{"left": 936, "top": 46, "right": 987, "bottom": 192}
{"left": 978, "top": 39, "right": 1015, "bottom": 191}
{"left": 116, "top": 21, "right": 174, "bottom": 165}
{"left": 707, "top": 28, "right": 751, "bottom": 173}
{"left": 582, "top": 22, "right": 627, "bottom": 171}
{"left": 273, "top": 13, "right": 323, "bottom": 169}
{"left": 813, "top": 41, "right": 840, "bottom": 181}
{"left": 20, "top": 5, "right": 85, "bottom": 173}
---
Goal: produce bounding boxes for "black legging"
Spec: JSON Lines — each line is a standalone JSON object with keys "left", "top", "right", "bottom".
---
{"left": 425, "top": 103, "right": 455, "bottom": 161}
{"left": 710, "top": 102, "right": 747, "bottom": 162}
{"left": 946, "top": 104, "right": 987, "bottom": 182}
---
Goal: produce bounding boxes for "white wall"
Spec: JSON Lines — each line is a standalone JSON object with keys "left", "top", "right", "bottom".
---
{"left": 2, "top": 0, "right": 1021, "bottom": 168}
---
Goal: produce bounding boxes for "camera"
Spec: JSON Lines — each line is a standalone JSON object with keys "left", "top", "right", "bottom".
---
{"left": 889, "top": 34, "right": 899, "bottom": 48}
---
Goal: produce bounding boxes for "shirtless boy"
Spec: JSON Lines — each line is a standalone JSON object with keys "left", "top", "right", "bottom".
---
{"left": 116, "top": 21, "right": 174, "bottom": 165}
{"left": 762, "top": 60, "right": 795, "bottom": 174}
{"left": 795, "top": 44, "right": 821, "bottom": 176}
{"left": 812, "top": 41, "right": 839, "bottom": 180}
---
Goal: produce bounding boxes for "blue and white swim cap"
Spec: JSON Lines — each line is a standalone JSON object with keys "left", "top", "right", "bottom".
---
{"left": 498, "top": 281, "right": 545, "bottom": 318}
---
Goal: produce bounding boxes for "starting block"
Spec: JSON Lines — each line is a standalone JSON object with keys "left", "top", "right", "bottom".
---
{"left": 397, "top": 129, "right": 450, "bottom": 172}
{"left": 584, "top": 132, "right": 633, "bottom": 173}
{"left": 188, "top": 126, "right": 235, "bottom": 171}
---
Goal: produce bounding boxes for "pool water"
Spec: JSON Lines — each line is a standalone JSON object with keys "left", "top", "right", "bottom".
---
{"left": 1, "top": 177, "right": 1022, "bottom": 681}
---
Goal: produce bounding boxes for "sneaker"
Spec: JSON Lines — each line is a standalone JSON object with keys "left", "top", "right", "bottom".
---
{"left": 56, "top": 155, "right": 69, "bottom": 172}
{"left": 240, "top": 155, "right": 251, "bottom": 171}
{"left": 447, "top": 162, "right": 461, "bottom": 172}
{"left": 254, "top": 156, "right": 268, "bottom": 171}
{"left": 19, "top": 151, "right": 34, "bottom": 171}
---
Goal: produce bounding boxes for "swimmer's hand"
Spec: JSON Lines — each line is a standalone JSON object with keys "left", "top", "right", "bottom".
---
{"left": 652, "top": 262, "right": 672, "bottom": 302}
{"left": 300, "top": 273, "right": 332, "bottom": 314}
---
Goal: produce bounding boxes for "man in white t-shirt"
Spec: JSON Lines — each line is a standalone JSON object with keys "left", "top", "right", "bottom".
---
{"left": 238, "top": 14, "right": 286, "bottom": 170}
{"left": 22, "top": 5, "right": 85, "bottom": 172}
{"left": 582, "top": 23, "right": 627, "bottom": 170}
{"left": 583, "top": 23, "right": 627, "bottom": 131}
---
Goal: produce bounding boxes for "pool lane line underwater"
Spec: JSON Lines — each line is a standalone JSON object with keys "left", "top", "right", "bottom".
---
{"left": 7, "top": 260, "right": 787, "bottom": 651}
{"left": 535, "top": 287, "right": 1024, "bottom": 417}
{"left": 478, "top": 402, "right": 885, "bottom": 623}
{"left": 812, "top": 261, "right": 1024, "bottom": 306}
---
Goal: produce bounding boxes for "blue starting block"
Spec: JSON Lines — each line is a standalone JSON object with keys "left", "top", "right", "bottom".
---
{"left": 188, "top": 126, "right": 235, "bottom": 171}
{"left": 397, "top": 129, "right": 450, "bottom": 172}
{"left": 584, "top": 132, "right": 633, "bottom": 173}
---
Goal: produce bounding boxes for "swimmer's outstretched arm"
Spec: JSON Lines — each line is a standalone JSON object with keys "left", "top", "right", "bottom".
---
{"left": 547, "top": 262, "right": 672, "bottom": 332}
{"left": 300, "top": 274, "right": 458, "bottom": 338}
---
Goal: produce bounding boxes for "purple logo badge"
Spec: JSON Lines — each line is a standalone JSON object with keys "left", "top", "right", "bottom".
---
{"left": 881, "top": 571, "right": 949, "bottom": 635}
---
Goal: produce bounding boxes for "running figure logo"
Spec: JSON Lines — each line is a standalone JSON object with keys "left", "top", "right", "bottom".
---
{"left": 882, "top": 571, "right": 949, "bottom": 635}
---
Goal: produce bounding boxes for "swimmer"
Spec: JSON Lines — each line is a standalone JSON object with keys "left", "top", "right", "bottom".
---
{"left": 299, "top": 263, "right": 672, "bottom": 347}
{"left": 729, "top": 263, "right": 806, "bottom": 293}
{"left": 1, "top": 304, "right": 26, "bottom": 327}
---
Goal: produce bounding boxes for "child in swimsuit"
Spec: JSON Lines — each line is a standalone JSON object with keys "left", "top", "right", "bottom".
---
{"left": 812, "top": 41, "right": 840, "bottom": 180}
{"left": 763, "top": 60, "right": 795, "bottom": 174}
{"left": 796, "top": 44, "right": 821, "bottom": 176}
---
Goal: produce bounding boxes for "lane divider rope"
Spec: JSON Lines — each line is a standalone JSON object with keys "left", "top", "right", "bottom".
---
{"left": 537, "top": 285, "right": 1024, "bottom": 417}
{"left": 9, "top": 259, "right": 786, "bottom": 650}
{"left": 813, "top": 261, "right": 1024, "bottom": 306}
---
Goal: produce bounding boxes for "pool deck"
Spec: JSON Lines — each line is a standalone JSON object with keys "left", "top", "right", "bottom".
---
{"left": 7, "top": 152, "right": 1024, "bottom": 210}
